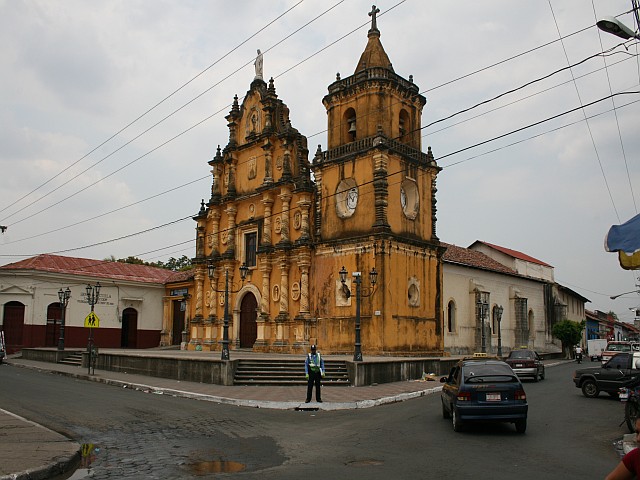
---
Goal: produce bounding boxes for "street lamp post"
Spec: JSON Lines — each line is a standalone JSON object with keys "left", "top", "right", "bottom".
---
{"left": 57, "top": 287, "right": 71, "bottom": 351}
{"left": 495, "top": 305, "right": 504, "bottom": 357}
{"left": 85, "top": 282, "right": 101, "bottom": 375}
{"left": 339, "top": 266, "right": 378, "bottom": 362}
{"left": 596, "top": 16, "right": 640, "bottom": 40}
{"left": 477, "top": 296, "right": 489, "bottom": 353}
{"left": 207, "top": 262, "right": 249, "bottom": 360}
{"left": 610, "top": 289, "right": 640, "bottom": 300}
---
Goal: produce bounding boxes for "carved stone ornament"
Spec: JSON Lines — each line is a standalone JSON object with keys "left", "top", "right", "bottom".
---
{"left": 248, "top": 203, "right": 255, "bottom": 218}
{"left": 207, "top": 232, "right": 213, "bottom": 248}
{"left": 408, "top": 277, "right": 420, "bottom": 307}
{"left": 219, "top": 292, "right": 225, "bottom": 306}
{"left": 205, "top": 290, "right": 212, "bottom": 308}
{"left": 293, "top": 210, "right": 302, "bottom": 230}
{"left": 274, "top": 216, "right": 282, "bottom": 234}
{"left": 291, "top": 282, "right": 300, "bottom": 301}
{"left": 272, "top": 284, "right": 280, "bottom": 302}
{"left": 246, "top": 107, "right": 261, "bottom": 136}
{"left": 220, "top": 230, "right": 228, "bottom": 245}
{"left": 248, "top": 156, "right": 257, "bottom": 180}
{"left": 276, "top": 155, "right": 283, "bottom": 171}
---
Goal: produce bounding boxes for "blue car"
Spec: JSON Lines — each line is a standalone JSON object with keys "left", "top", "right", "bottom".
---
{"left": 440, "top": 358, "right": 528, "bottom": 433}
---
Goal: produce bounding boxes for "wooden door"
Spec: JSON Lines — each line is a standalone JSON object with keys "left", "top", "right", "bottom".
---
{"left": 239, "top": 294, "right": 257, "bottom": 348}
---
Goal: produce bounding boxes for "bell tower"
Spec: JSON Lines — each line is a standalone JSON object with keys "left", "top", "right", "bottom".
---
{"left": 311, "top": 5, "right": 445, "bottom": 355}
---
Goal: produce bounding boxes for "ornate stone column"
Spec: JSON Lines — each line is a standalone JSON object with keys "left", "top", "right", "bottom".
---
{"left": 298, "top": 252, "right": 311, "bottom": 317}
{"left": 262, "top": 193, "right": 274, "bottom": 246}
{"left": 297, "top": 195, "right": 312, "bottom": 241}
{"left": 279, "top": 188, "right": 292, "bottom": 244}
{"left": 208, "top": 208, "right": 221, "bottom": 253}
{"left": 224, "top": 205, "right": 237, "bottom": 257}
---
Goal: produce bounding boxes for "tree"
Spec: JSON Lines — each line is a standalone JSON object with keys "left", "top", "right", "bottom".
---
{"left": 552, "top": 320, "right": 585, "bottom": 358}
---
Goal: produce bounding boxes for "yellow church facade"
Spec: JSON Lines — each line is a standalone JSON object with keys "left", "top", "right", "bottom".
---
{"left": 170, "top": 10, "right": 445, "bottom": 356}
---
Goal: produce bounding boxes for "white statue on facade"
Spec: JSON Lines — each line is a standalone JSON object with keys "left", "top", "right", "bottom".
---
{"left": 254, "top": 49, "right": 263, "bottom": 80}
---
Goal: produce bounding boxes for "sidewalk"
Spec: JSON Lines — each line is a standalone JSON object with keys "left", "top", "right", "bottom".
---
{"left": 0, "top": 353, "right": 445, "bottom": 479}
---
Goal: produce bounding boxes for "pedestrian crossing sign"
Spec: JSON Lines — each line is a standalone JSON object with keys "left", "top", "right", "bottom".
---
{"left": 84, "top": 312, "right": 100, "bottom": 328}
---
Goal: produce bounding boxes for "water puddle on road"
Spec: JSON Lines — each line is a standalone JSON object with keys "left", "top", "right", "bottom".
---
{"left": 188, "top": 460, "right": 246, "bottom": 474}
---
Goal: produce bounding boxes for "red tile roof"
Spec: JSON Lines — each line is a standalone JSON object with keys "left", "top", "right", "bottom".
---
{"left": 470, "top": 241, "right": 552, "bottom": 267}
{"left": 442, "top": 243, "right": 518, "bottom": 276}
{"left": 0, "top": 254, "right": 188, "bottom": 284}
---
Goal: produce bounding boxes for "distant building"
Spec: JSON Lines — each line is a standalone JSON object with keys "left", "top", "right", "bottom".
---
{"left": 0, "top": 254, "right": 185, "bottom": 353}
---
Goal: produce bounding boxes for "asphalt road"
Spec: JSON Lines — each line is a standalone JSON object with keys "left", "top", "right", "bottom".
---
{"left": 0, "top": 361, "right": 629, "bottom": 479}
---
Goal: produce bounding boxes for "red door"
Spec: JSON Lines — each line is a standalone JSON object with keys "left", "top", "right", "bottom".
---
{"left": 3, "top": 302, "right": 25, "bottom": 354}
{"left": 45, "top": 303, "right": 62, "bottom": 347}
{"left": 239, "top": 294, "right": 257, "bottom": 348}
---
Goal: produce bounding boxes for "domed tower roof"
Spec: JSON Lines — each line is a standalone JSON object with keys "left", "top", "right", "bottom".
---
{"left": 354, "top": 5, "right": 393, "bottom": 73}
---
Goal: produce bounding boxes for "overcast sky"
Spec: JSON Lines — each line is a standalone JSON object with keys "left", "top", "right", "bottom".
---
{"left": 1, "top": 0, "right": 639, "bottom": 322}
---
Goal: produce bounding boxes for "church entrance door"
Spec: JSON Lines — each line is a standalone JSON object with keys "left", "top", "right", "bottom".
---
{"left": 239, "top": 293, "right": 257, "bottom": 348}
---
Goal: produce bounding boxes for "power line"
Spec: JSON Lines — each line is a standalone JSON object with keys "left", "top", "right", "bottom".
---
{"left": 0, "top": 0, "right": 305, "bottom": 221}
{"left": 0, "top": 0, "right": 350, "bottom": 228}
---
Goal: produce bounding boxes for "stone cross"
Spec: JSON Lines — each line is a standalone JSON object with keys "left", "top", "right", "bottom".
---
{"left": 369, "top": 5, "right": 380, "bottom": 31}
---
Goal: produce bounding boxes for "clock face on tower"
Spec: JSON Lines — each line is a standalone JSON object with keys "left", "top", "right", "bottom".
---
{"left": 335, "top": 178, "right": 358, "bottom": 219}
{"left": 400, "top": 179, "right": 419, "bottom": 220}
{"left": 346, "top": 187, "right": 358, "bottom": 212}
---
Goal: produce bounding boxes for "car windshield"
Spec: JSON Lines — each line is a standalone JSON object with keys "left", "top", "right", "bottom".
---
{"left": 463, "top": 364, "right": 516, "bottom": 383}
{"left": 508, "top": 350, "right": 534, "bottom": 359}
{"left": 607, "top": 343, "right": 631, "bottom": 352}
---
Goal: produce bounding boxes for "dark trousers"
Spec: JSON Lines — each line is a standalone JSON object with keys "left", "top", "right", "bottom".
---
{"left": 306, "top": 370, "right": 322, "bottom": 401}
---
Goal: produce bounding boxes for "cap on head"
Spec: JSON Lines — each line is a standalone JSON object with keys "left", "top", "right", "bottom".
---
{"left": 311, "top": 344, "right": 316, "bottom": 350}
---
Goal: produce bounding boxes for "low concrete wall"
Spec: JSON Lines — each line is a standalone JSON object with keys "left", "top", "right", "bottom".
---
{"left": 347, "top": 358, "right": 459, "bottom": 387}
{"left": 91, "top": 353, "right": 237, "bottom": 386}
{"left": 21, "top": 348, "right": 81, "bottom": 364}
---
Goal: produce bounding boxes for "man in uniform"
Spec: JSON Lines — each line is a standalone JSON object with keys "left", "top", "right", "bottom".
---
{"left": 305, "top": 344, "right": 325, "bottom": 403}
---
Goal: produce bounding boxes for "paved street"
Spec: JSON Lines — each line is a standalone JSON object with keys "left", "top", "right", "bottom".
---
{"left": 0, "top": 359, "right": 631, "bottom": 479}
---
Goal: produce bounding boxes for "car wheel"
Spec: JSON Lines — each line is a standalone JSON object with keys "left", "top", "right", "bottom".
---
{"left": 539, "top": 368, "right": 545, "bottom": 380}
{"left": 533, "top": 372, "right": 539, "bottom": 382}
{"left": 441, "top": 400, "right": 451, "bottom": 419}
{"left": 452, "top": 408, "right": 464, "bottom": 432}
{"left": 626, "top": 400, "right": 640, "bottom": 433}
{"left": 515, "top": 419, "right": 527, "bottom": 434}
{"left": 581, "top": 379, "right": 599, "bottom": 398}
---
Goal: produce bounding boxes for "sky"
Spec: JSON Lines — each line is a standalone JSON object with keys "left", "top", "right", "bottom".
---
{"left": 1, "top": 0, "right": 639, "bottom": 322}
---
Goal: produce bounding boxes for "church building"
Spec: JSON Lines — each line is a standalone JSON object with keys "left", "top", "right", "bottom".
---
{"left": 170, "top": 8, "right": 445, "bottom": 356}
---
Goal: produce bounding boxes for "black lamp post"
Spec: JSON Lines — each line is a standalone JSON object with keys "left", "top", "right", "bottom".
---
{"left": 57, "top": 287, "right": 71, "bottom": 351}
{"left": 340, "top": 266, "right": 378, "bottom": 362}
{"left": 85, "top": 282, "right": 101, "bottom": 374}
{"left": 207, "top": 262, "right": 249, "bottom": 360}
{"left": 477, "top": 296, "right": 489, "bottom": 353}
{"left": 495, "top": 305, "right": 504, "bottom": 357}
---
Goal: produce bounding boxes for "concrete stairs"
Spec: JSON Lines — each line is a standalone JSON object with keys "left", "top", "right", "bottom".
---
{"left": 58, "top": 352, "right": 83, "bottom": 367}
{"left": 233, "top": 359, "right": 350, "bottom": 386}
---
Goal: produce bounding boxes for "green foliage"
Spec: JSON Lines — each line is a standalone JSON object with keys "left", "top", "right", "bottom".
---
{"left": 108, "top": 255, "right": 193, "bottom": 272}
{"left": 552, "top": 320, "right": 585, "bottom": 356}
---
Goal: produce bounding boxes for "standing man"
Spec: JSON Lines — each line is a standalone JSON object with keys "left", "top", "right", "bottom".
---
{"left": 305, "top": 344, "right": 325, "bottom": 403}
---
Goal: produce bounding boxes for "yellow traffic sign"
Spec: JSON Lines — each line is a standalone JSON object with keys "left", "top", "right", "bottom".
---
{"left": 84, "top": 312, "right": 100, "bottom": 328}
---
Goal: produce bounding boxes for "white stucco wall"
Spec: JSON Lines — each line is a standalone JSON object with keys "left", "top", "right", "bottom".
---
{"left": 0, "top": 272, "right": 165, "bottom": 332}
{"left": 443, "top": 263, "right": 550, "bottom": 355}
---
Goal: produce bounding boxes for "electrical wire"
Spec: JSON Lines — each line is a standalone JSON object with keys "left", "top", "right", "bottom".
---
{"left": 0, "top": 0, "right": 305, "bottom": 220}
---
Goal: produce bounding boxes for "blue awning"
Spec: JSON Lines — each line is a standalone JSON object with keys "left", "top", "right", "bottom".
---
{"left": 605, "top": 213, "right": 640, "bottom": 270}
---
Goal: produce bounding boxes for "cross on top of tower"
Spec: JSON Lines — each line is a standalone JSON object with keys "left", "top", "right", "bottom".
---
{"left": 368, "top": 5, "right": 380, "bottom": 32}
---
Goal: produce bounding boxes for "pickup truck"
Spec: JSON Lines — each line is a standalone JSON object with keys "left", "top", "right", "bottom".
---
{"left": 573, "top": 352, "right": 640, "bottom": 398}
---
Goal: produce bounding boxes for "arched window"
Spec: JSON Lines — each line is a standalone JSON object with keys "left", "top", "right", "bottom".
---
{"left": 343, "top": 108, "right": 356, "bottom": 142}
{"left": 447, "top": 300, "right": 456, "bottom": 333}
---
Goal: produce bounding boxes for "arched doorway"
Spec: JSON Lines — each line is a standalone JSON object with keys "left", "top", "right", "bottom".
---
{"left": 45, "top": 303, "right": 62, "bottom": 347}
{"left": 239, "top": 293, "right": 258, "bottom": 348}
{"left": 121, "top": 308, "right": 138, "bottom": 348}
{"left": 172, "top": 300, "right": 185, "bottom": 346}
{"left": 3, "top": 301, "right": 25, "bottom": 354}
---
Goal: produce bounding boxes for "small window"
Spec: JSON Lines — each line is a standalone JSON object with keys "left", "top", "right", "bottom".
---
{"left": 244, "top": 232, "right": 257, "bottom": 267}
